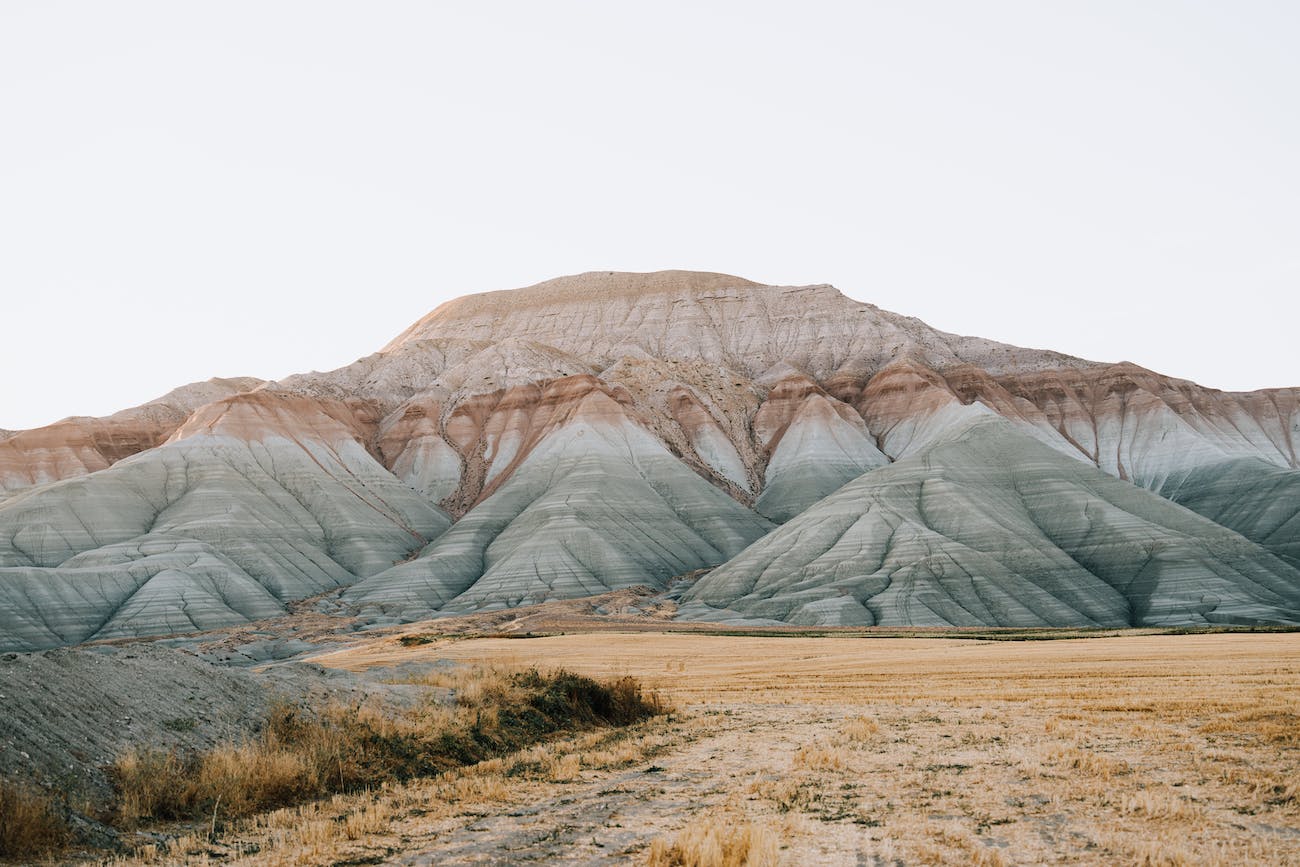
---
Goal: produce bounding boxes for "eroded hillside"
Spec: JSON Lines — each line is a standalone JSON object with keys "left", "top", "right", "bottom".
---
{"left": 2, "top": 271, "right": 1298, "bottom": 648}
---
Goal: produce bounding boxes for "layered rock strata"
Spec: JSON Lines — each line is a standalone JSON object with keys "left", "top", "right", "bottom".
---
{"left": 1, "top": 271, "right": 1296, "bottom": 649}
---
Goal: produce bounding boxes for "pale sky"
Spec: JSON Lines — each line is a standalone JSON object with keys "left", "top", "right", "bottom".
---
{"left": 2, "top": 2, "right": 1297, "bottom": 430}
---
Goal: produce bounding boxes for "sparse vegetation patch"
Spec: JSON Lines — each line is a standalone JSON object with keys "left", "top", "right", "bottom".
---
{"left": 109, "top": 667, "right": 665, "bottom": 828}
{"left": 646, "top": 813, "right": 780, "bottom": 866}
{"left": 0, "top": 780, "right": 69, "bottom": 861}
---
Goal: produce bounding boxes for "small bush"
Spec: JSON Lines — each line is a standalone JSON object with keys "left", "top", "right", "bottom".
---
{"left": 1048, "top": 745, "right": 1130, "bottom": 780}
{"left": 792, "top": 743, "right": 848, "bottom": 771}
{"left": 1122, "top": 788, "right": 1202, "bottom": 820}
{"left": 747, "top": 775, "right": 819, "bottom": 813}
{"left": 516, "top": 670, "right": 666, "bottom": 728}
{"left": 0, "top": 780, "right": 69, "bottom": 860}
{"left": 842, "top": 715, "right": 880, "bottom": 742}
{"left": 646, "top": 816, "right": 780, "bottom": 866}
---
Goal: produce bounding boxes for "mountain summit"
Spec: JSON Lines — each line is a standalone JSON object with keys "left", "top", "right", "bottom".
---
{"left": 2, "top": 271, "right": 1298, "bottom": 649}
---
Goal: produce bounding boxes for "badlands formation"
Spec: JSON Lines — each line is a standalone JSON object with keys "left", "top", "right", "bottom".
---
{"left": 2, "top": 271, "right": 1298, "bottom": 650}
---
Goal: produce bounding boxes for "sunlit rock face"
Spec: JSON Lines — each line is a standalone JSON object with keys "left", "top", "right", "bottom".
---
{"left": 1, "top": 270, "right": 1297, "bottom": 649}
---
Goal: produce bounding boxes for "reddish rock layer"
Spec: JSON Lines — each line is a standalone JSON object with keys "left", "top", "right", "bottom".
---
{"left": 0, "top": 377, "right": 263, "bottom": 494}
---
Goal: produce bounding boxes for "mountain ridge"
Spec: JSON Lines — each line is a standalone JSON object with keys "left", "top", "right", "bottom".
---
{"left": 2, "top": 270, "right": 1297, "bottom": 649}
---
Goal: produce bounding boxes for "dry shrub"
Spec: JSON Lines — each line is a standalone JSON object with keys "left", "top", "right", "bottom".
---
{"left": 747, "top": 775, "right": 819, "bottom": 813}
{"left": 546, "top": 752, "right": 583, "bottom": 782}
{"left": 646, "top": 816, "right": 780, "bottom": 867}
{"left": 1122, "top": 789, "right": 1202, "bottom": 821}
{"left": 111, "top": 750, "right": 184, "bottom": 826}
{"left": 842, "top": 715, "right": 880, "bottom": 742}
{"left": 342, "top": 800, "right": 392, "bottom": 841}
{"left": 792, "top": 743, "right": 847, "bottom": 771}
{"left": 0, "top": 780, "right": 69, "bottom": 860}
{"left": 110, "top": 667, "right": 665, "bottom": 827}
{"left": 112, "top": 704, "right": 358, "bottom": 826}
{"left": 528, "top": 672, "right": 667, "bottom": 726}
{"left": 437, "top": 774, "right": 511, "bottom": 804}
{"left": 1047, "top": 745, "right": 1131, "bottom": 780}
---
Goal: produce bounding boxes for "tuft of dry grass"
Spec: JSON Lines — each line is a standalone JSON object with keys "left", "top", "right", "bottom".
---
{"left": 841, "top": 714, "right": 881, "bottom": 742}
{"left": 109, "top": 666, "right": 666, "bottom": 827}
{"left": 1230, "top": 771, "right": 1300, "bottom": 808}
{"left": 341, "top": 800, "right": 393, "bottom": 841}
{"left": 0, "top": 779, "right": 69, "bottom": 861}
{"left": 746, "top": 775, "right": 820, "bottom": 814}
{"left": 792, "top": 743, "right": 848, "bottom": 771}
{"left": 1046, "top": 745, "right": 1132, "bottom": 781}
{"left": 646, "top": 814, "right": 780, "bottom": 867}
{"left": 545, "top": 752, "right": 583, "bottom": 782}
{"left": 1200, "top": 705, "right": 1300, "bottom": 746}
{"left": 1121, "top": 788, "right": 1203, "bottom": 821}
{"left": 916, "top": 826, "right": 1011, "bottom": 867}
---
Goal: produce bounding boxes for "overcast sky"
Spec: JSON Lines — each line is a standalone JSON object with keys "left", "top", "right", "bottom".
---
{"left": 2, "top": 2, "right": 1297, "bottom": 430}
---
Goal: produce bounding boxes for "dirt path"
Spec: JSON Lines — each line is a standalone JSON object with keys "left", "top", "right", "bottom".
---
{"left": 390, "top": 703, "right": 871, "bottom": 866}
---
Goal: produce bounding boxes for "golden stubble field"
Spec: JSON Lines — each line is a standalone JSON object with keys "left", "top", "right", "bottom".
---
{"left": 310, "top": 632, "right": 1300, "bottom": 865}
{"left": 117, "top": 632, "right": 1300, "bottom": 865}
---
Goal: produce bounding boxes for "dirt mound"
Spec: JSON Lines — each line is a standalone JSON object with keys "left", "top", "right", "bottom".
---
{"left": 0, "top": 640, "right": 383, "bottom": 811}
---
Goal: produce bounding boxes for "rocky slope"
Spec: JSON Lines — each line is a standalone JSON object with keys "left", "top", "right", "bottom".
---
{"left": 345, "top": 376, "right": 772, "bottom": 623}
{"left": 680, "top": 415, "right": 1300, "bottom": 627}
{"left": 0, "top": 391, "right": 447, "bottom": 649}
{"left": 1, "top": 271, "right": 1297, "bottom": 648}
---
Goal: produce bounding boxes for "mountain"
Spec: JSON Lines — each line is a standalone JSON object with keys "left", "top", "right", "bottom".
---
{"left": 679, "top": 415, "right": 1300, "bottom": 627}
{"left": 1, "top": 271, "right": 1297, "bottom": 649}
{"left": 0, "top": 392, "right": 447, "bottom": 649}
{"left": 0, "top": 377, "right": 263, "bottom": 496}
{"left": 344, "top": 376, "right": 772, "bottom": 622}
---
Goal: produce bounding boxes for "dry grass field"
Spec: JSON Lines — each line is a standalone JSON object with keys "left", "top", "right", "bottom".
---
{"left": 106, "top": 631, "right": 1299, "bottom": 865}
{"left": 309, "top": 632, "right": 1300, "bottom": 865}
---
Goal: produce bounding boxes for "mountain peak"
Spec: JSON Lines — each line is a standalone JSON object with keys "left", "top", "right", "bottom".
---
{"left": 384, "top": 270, "right": 771, "bottom": 352}
{"left": 521, "top": 269, "right": 763, "bottom": 297}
